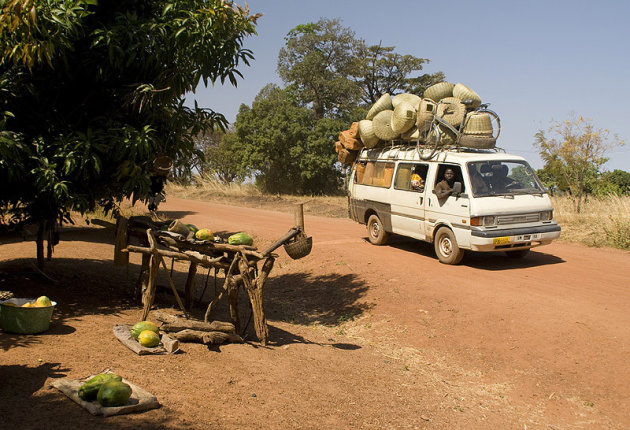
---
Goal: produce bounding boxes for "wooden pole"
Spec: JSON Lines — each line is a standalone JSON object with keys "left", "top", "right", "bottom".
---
{"left": 157, "top": 255, "right": 189, "bottom": 319}
{"left": 294, "top": 203, "right": 305, "bottom": 230}
{"left": 238, "top": 254, "right": 273, "bottom": 345}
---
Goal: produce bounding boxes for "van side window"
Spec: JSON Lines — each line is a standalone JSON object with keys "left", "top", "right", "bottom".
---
{"left": 356, "top": 161, "right": 394, "bottom": 188}
{"left": 434, "top": 164, "right": 465, "bottom": 193}
{"left": 394, "top": 163, "right": 428, "bottom": 192}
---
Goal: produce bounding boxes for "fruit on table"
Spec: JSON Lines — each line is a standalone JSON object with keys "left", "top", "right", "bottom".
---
{"left": 78, "top": 373, "right": 122, "bottom": 401}
{"left": 195, "top": 228, "right": 214, "bottom": 241}
{"left": 3, "top": 302, "right": 17, "bottom": 307}
{"left": 21, "top": 302, "right": 33, "bottom": 307}
{"left": 131, "top": 321, "right": 159, "bottom": 340}
{"left": 186, "top": 224, "right": 199, "bottom": 233}
{"left": 35, "top": 296, "right": 52, "bottom": 307}
{"left": 228, "top": 232, "right": 253, "bottom": 246}
{"left": 137, "top": 330, "right": 160, "bottom": 347}
{"left": 97, "top": 380, "right": 133, "bottom": 407}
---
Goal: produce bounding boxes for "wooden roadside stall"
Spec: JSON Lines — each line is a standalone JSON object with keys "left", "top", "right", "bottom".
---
{"left": 114, "top": 205, "right": 311, "bottom": 345}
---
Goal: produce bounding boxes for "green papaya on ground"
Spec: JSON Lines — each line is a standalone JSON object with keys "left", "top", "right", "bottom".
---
{"left": 78, "top": 373, "right": 122, "bottom": 401}
{"left": 97, "top": 380, "right": 133, "bottom": 407}
{"left": 131, "top": 321, "right": 159, "bottom": 340}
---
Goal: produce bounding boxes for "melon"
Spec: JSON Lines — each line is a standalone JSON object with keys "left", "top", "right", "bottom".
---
{"left": 195, "top": 228, "right": 214, "bottom": 241}
{"left": 78, "top": 373, "right": 122, "bottom": 401}
{"left": 137, "top": 330, "right": 160, "bottom": 347}
{"left": 228, "top": 232, "right": 253, "bottom": 246}
{"left": 97, "top": 380, "right": 132, "bottom": 407}
{"left": 131, "top": 321, "right": 159, "bottom": 340}
{"left": 35, "top": 296, "right": 52, "bottom": 307}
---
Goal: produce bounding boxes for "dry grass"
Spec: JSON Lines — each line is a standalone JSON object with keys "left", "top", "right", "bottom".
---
{"left": 165, "top": 177, "right": 349, "bottom": 219}
{"left": 551, "top": 195, "right": 630, "bottom": 249}
{"left": 164, "top": 177, "right": 629, "bottom": 250}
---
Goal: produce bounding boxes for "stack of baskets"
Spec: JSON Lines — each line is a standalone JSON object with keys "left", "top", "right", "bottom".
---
{"left": 335, "top": 81, "right": 498, "bottom": 165}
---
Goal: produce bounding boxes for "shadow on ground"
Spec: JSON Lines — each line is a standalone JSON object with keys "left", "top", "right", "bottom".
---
{"left": 380, "top": 235, "right": 566, "bottom": 270}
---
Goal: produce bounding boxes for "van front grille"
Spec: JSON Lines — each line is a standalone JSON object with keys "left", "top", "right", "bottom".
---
{"left": 496, "top": 213, "right": 540, "bottom": 225}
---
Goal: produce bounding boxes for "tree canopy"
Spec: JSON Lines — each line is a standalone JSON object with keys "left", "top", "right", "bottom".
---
{"left": 0, "top": 0, "right": 259, "bottom": 266}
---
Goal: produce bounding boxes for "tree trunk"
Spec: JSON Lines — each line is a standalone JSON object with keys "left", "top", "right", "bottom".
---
{"left": 36, "top": 221, "right": 46, "bottom": 270}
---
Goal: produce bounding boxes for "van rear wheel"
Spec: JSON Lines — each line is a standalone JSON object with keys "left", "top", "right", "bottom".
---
{"left": 367, "top": 214, "right": 388, "bottom": 245}
{"left": 434, "top": 227, "right": 464, "bottom": 264}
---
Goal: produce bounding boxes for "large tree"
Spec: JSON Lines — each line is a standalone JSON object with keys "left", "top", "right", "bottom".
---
{"left": 231, "top": 84, "right": 343, "bottom": 194}
{"left": 0, "top": 0, "right": 259, "bottom": 267}
{"left": 355, "top": 42, "right": 445, "bottom": 104}
{"left": 277, "top": 18, "right": 361, "bottom": 120}
{"left": 535, "top": 115, "right": 625, "bottom": 212}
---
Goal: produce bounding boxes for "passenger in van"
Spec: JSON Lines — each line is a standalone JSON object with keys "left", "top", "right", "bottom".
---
{"left": 435, "top": 168, "right": 456, "bottom": 203}
{"left": 410, "top": 168, "right": 425, "bottom": 192}
{"left": 469, "top": 166, "right": 489, "bottom": 194}
{"left": 489, "top": 164, "right": 519, "bottom": 192}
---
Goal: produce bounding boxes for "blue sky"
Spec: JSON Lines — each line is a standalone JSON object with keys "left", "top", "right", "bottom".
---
{"left": 185, "top": 0, "right": 630, "bottom": 171}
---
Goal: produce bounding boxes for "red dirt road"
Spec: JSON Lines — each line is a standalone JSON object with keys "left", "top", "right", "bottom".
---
{"left": 1, "top": 197, "right": 629, "bottom": 429}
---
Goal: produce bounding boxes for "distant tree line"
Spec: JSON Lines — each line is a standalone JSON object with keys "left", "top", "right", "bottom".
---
{"left": 535, "top": 115, "right": 626, "bottom": 212}
{"left": 192, "top": 18, "right": 444, "bottom": 194}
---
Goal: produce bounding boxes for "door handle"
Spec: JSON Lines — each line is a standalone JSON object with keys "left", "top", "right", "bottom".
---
{"left": 419, "top": 197, "right": 423, "bottom": 205}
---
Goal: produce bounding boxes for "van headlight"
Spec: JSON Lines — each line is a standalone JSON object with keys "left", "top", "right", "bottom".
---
{"left": 471, "top": 216, "right": 496, "bottom": 226}
{"left": 540, "top": 210, "right": 553, "bottom": 221}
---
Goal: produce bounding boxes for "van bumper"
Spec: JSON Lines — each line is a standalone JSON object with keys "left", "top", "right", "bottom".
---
{"left": 469, "top": 224, "right": 561, "bottom": 252}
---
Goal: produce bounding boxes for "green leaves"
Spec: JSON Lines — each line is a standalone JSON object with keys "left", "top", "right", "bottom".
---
{"left": 1, "top": 0, "right": 259, "bottom": 233}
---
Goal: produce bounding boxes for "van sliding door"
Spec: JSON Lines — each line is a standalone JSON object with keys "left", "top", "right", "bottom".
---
{"left": 390, "top": 163, "right": 428, "bottom": 240}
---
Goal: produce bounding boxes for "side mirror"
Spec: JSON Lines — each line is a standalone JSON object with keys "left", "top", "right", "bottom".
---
{"left": 452, "top": 181, "right": 462, "bottom": 196}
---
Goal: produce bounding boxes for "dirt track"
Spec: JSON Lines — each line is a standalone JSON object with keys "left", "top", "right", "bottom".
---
{"left": 1, "top": 197, "right": 629, "bottom": 429}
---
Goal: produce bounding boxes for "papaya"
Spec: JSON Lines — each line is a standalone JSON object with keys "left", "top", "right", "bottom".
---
{"left": 186, "top": 224, "right": 199, "bottom": 233}
{"left": 35, "top": 296, "right": 52, "bottom": 307}
{"left": 195, "top": 228, "right": 214, "bottom": 241}
{"left": 131, "top": 321, "right": 159, "bottom": 340}
{"left": 78, "top": 373, "right": 122, "bottom": 401}
{"left": 97, "top": 380, "right": 132, "bottom": 407}
{"left": 227, "top": 232, "right": 253, "bottom": 246}
{"left": 137, "top": 329, "right": 160, "bottom": 347}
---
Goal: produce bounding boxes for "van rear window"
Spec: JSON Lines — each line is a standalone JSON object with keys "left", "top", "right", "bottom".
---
{"left": 355, "top": 162, "right": 394, "bottom": 188}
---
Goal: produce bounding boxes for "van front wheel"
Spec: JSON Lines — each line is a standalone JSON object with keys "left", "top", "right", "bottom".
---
{"left": 367, "top": 214, "right": 389, "bottom": 245}
{"left": 434, "top": 227, "right": 464, "bottom": 264}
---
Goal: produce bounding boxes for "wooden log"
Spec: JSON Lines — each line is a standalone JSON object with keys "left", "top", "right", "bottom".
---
{"left": 124, "top": 245, "right": 230, "bottom": 270}
{"left": 184, "top": 262, "right": 197, "bottom": 311}
{"left": 141, "top": 253, "right": 160, "bottom": 321}
{"left": 134, "top": 253, "right": 150, "bottom": 299}
{"left": 154, "top": 310, "right": 236, "bottom": 333}
{"left": 238, "top": 254, "right": 273, "bottom": 345}
{"left": 170, "top": 329, "right": 242, "bottom": 345}
{"left": 160, "top": 334, "right": 180, "bottom": 353}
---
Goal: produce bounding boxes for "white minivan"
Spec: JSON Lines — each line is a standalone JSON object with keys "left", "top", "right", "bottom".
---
{"left": 348, "top": 145, "right": 561, "bottom": 264}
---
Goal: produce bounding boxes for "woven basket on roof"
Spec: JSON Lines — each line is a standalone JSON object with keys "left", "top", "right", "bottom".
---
{"left": 423, "top": 82, "right": 454, "bottom": 102}
{"left": 426, "top": 123, "right": 458, "bottom": 147}
{"left": 417, "top": 99, "right": 437, "bottom": 132}
{"left": 372, "top": 110, "right": 399, "bottom": 140}
{"left": 366, "top": 93, "right": 393, "bottom": 120}
{"left": 392, "top": 93, "right": 421, "bottom": 110}
{"left": 458, "top": 134, "right": 496, "bottom": 149}
{"left": 358, "top": 120, "right": 380, "bottom": 148}
{"left": 436, "top": 97, "right": 466, "bottom": 127}
{"left": 391, "top": 101, "right": 416, "bottom": 134}
{"left": 453, "top": 83, "right": 481, "bottom": 109}
{"left": 401, "top": 125, "right": 420, "bottom": 141}
{"left": 462, "top": 111, "right": 493, "bottom": 136}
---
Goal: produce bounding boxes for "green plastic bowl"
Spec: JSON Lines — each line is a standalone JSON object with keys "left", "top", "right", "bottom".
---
{"left": 0, "top": 298, "right": 56, "bottom": 334}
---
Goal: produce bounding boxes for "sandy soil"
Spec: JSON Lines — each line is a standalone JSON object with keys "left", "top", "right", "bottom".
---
{"left": 1, "top": 197, "right": 629, "bottom": 429}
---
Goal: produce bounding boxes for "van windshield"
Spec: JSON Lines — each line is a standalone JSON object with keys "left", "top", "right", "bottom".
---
{"left": 467, "top": 161, "right": 545, "bottom": 197}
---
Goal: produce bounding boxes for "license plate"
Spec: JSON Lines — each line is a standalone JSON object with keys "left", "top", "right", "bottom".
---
{"left": 514, "top": 233, "right": 540, "bottom": 242}
{"left": 493, "top": 236, "right": 510, "bottom": 245}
